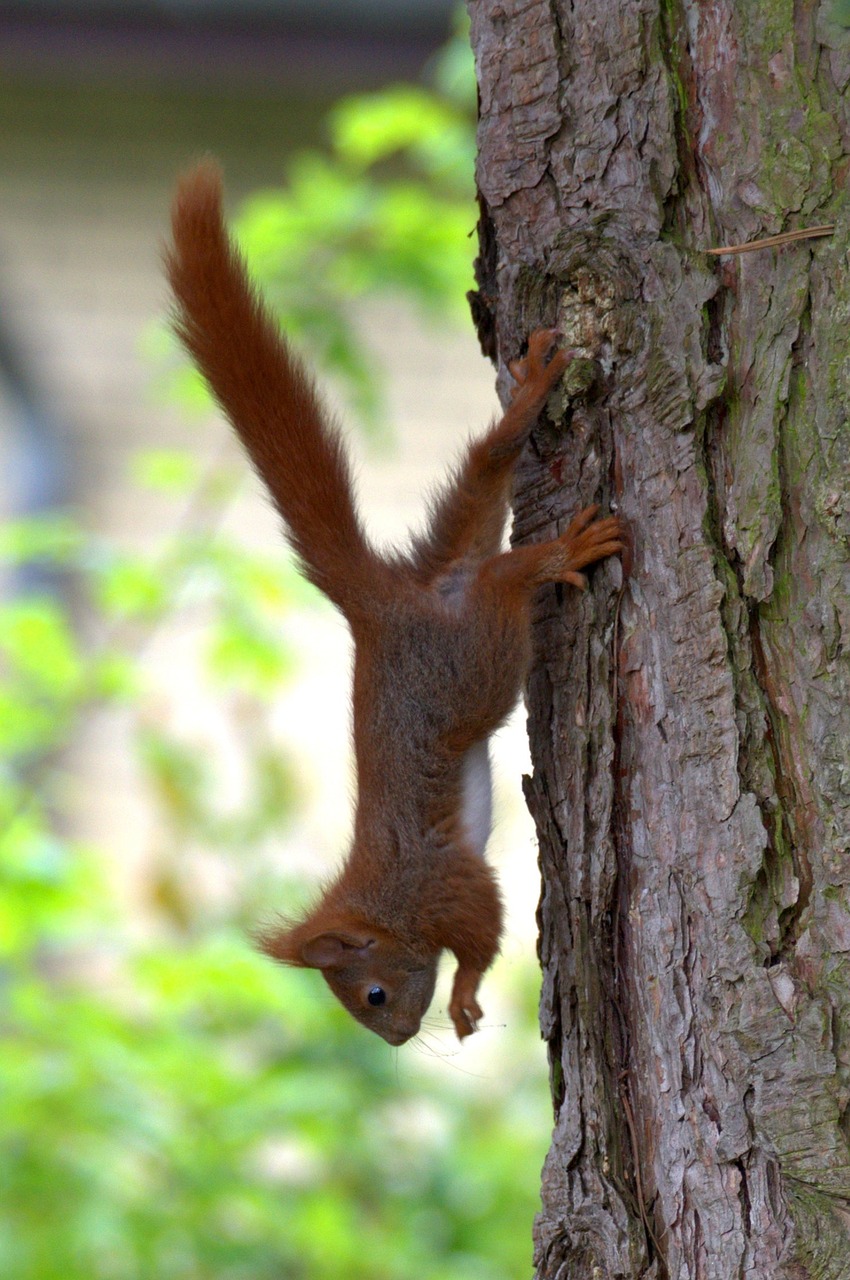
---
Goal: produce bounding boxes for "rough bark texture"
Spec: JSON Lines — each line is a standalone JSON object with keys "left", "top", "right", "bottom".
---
{"left": 468, "top": 2, "right": 850, "bottom": 1276}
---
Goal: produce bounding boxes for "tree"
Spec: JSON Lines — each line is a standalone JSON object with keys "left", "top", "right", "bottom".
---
{"left": 468, "top": 1, "right": 850, "bottom": 1275}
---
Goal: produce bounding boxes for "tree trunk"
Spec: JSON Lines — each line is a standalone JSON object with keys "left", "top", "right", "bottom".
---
{"left": 468, "top": 2, "right": 850, "bottom": 1275}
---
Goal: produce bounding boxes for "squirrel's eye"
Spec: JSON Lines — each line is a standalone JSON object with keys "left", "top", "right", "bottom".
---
{"left": 367, "top": 986, "right": 386, "bottom": 1007}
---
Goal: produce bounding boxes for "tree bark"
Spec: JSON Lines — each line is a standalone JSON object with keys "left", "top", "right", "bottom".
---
{"left": 468, "top": 2, "right": 850, "bottom": 1276}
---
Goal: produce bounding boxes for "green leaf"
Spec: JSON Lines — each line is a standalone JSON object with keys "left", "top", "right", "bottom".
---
{"left": 131, "top": 449, "right": 201, "bottom": 494}
{"left": 0, "top": 598, "right": 84, "bottom": 696}
{"left": 0, "top": 513, "right": 84, "bottom": 566}
{"left": 96, "top": 555, "right": 169, "bottom": 620}
{"left": 90, "top": 652, "right": 138, "bottom": 701}
{"left": 206, "top": 607, "right": 294, "bottom": 694}
{"left": 331, "top": 87, "right": 460, "bottom": 167}
{"left": 0, "top": 686, "right": 64, "bottom": 754}
{"left": 332, "top": 87, "right": 474, "bottom": 193}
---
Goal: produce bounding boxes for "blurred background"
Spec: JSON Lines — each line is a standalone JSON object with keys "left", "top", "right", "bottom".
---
{"left": 0, "top": 3, "right": 551, "bottom": 1277}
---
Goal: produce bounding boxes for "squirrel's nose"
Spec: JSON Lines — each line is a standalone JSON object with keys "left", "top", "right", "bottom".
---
{"left": 386, "top": 1024, "right": 419, "bottom": 1046}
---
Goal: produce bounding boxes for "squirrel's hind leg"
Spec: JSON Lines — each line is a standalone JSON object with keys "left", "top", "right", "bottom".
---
{"left": 478, "top": 506, "right": 626, "bottom": 596}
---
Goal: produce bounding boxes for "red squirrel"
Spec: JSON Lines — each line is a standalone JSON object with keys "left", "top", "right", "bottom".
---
{"left": 166, "top": 162, "right": 625, "bottom": 1045}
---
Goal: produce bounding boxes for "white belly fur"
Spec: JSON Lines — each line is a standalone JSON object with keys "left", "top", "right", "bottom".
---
{"left": 460, "top": 739, "right": 493, "bottom": 857}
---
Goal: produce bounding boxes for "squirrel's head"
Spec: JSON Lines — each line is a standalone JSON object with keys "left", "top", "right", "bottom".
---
{"left": 260, "top": 920, "right": 438, "bottom": 1045}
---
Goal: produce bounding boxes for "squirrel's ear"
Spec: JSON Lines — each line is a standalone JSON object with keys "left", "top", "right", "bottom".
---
{"left": 300, "top": 931, "right": 375, "bottom": 970}
{"left": 257, "top": 922, "right": 375, "bottom": 970}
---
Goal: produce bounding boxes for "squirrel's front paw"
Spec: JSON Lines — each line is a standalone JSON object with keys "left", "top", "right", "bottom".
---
{"left": 449, "top": 970, "right": 484, "bottom": 1041}
{"left": 508, "top": 329, "right": 572, "bottom": 404}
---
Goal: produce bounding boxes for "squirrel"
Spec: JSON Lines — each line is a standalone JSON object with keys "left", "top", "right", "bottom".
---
{"left": 165, "top": 161, "right": 626, "bottom": 1045}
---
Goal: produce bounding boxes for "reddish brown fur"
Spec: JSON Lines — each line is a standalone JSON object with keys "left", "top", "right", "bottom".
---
{"left": 166, "top": 161, "right": 625, "bottom": 1044}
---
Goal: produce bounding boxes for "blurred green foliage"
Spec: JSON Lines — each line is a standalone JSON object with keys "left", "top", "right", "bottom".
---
{"left": 0, "top": 11, "right": 551, "bottom": 1279}
{"left": 1, "top": 883, "right": 549, "bottom": 1279}
{"left": 0, "top": 504, "right": 551, "bottom": 1280}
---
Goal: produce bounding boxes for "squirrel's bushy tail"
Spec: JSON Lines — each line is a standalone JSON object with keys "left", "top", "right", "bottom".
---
{"left": 166, "top": 161, "right": 378, "bottom": 615}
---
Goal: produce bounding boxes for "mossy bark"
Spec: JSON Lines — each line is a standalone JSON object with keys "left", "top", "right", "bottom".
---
{"left": 468, "top": 1, "right": 850, "bottom": 1275}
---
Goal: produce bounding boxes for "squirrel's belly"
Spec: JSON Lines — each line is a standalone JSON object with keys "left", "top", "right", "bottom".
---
{"left": 460, "top": 739, "right": 493, "bottom": 857}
